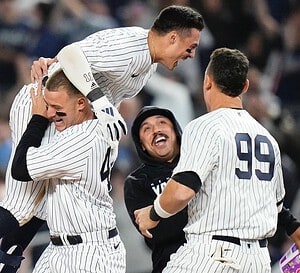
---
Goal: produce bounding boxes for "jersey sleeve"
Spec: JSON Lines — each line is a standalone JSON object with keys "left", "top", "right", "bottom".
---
{"left": 26, "top": 122, "right": 102, "bottom": 181}
{"left": 173, "top": 119, "right": 219, "bottom": 185}
{"left": 274, "top": 146, "right": 285, "bottom": 209}
{"left": 9, "top": 85, "right": 32, "bottom": 148}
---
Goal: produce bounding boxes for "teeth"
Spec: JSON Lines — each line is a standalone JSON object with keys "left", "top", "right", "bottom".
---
{"left": 154, "top": 136, "right": 166, "bottom": 144}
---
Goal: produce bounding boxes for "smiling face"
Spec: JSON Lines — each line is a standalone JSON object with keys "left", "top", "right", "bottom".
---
{"left": 139, "top": 115, "right": 179, "bottom": 162}
{"left": 160, "top": 28, "right": 201, "bottom": 70}
{"left": 44, "top": 86, "right": 87, "bottom": 132}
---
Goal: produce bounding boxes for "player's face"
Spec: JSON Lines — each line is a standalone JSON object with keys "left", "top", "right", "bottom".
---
{"left": 139, "top": 115, "right": 179, "bottom": 162}
{"left": 161, "top": 28, "right": 201, "bottom": 70}
{"left": 44, "top": 87, "right": 85, "bottom": 131}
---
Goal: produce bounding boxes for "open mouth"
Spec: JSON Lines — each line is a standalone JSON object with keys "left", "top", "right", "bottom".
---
{"left": 152, "top": 134, "right": 168, "bottom": 146}
{"left": 53, "top": 118, "right": 63, "bottom": 125}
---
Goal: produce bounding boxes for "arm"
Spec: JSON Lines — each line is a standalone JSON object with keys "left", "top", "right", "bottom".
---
{"left": 134, "top": 177, "right": 196, "bottom": 238}
{"left": 290, "top": 227, "right": 300, "bottom": 250}
{"left": 11, "top": 81, "right": 49, "bottom": 181}
{"left": 278, "top": 206, "right": 300, "bottom": 249}
{"left": 58, "top": 43, "right": 127, "bottom": 140}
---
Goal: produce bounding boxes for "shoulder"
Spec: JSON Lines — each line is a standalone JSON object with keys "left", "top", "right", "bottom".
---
{"left": 10, "top": 84, "right": 32, "bottom": 111}
{"left": 56, "top": 120, "right": 101, "bottom": 140}
{"left": 125, "top": 164, "right": 148, "bottom": 185}
{"left": 81, "top": 26, "right": 147, "bottom": 41}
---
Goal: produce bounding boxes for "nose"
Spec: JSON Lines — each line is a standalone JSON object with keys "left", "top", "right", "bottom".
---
{"left": 188, "top": 50, "right": 196, "bottom": 59}
{"left": 46, "top": 106, "right": 56, "bottom": 119}
{"left": 153, "top": 123, "right": 163, "bottom": 134}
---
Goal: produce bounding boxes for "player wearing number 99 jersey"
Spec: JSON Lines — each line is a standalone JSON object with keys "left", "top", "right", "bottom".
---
{"left": 135, "top": 48, "right": 286, "bottom": 273}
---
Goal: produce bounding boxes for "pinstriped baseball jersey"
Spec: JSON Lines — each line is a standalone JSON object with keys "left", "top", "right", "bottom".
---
{"left": 75, "top": 26, "right": 157, "bottom": 105}
{"left": 173, "top": 108, "right": 285, "bottom": 239}
{"left": 26, "top": 119, "right": 119, "bottom": 235}
{"left": 1, "top": 84, "right": 56, "bottom": 223}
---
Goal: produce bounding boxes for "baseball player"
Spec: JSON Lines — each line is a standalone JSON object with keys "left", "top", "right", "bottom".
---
{"left": 11, "top": 67, "right": 126, "bottom": 273}
{"left": 31, "top": 5, "right": 204, "bottom": 107}
{"left": 128, "top": 108, "right": 300, "bottom": 273}
{"left": 135, "top": 48, "right": 286, "bottom": 273}
{"left": 124, "top": 106, "right": 187, "bottom": 273}
{"left": 0, "top": 62, "right": 126, "bottom": 272}
{"left": 0, "top": 5, "right": 204, "bottom": 272}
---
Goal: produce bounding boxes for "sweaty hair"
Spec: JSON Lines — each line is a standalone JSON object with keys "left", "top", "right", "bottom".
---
{"left": 46, "top": 70, "right": 82, "bottom": 97}
{"left": 207, "top": 48, "right": 249, "bottom": 97}
{"left": 151, "top": 5, "right": 204, "bottom": 35}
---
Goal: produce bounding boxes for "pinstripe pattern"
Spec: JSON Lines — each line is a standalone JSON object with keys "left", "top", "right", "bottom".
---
{"left": 75, "top": 27, "right": 157, "bottom": 105}
{"left": 34, "top": 237, "right": 126, "bottom": 273}
{"left": 0, "top": 84, "right": 55, "bottom": 223}
{"left": 174, "top": 108, "right": 285, "bottom": 239}
{"left": 27, "top": 118, "right": 126, "bottom": 272}
{"left": 166, "top": 108, "right": 285, "bottom": 272}
{"left": 26, "top": 119, "right": 119, "bottom": 235}
{"left": 163, "top": 237, "right": 271, "bottom": 273}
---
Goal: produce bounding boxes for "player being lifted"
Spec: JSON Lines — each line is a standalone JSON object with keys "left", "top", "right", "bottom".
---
{"left": 0, "top": 5, "right": 204, "bottom": 273}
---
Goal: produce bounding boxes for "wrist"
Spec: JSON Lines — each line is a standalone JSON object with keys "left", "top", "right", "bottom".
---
{"left": 91, "top": 96, "right": 111, "bottom": 111}
{"left": 149, "top": 206, "right": 162, "bottom": 221}
{"left": 151, "top": 196, "right": 174, "bottom": 220}
{"left": 87, "top": 87, "right": 104, "bottom": 102}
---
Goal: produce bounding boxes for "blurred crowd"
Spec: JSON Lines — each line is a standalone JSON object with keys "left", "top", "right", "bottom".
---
{"left": 0, "top": 0, "right": 300, "bottom": 272}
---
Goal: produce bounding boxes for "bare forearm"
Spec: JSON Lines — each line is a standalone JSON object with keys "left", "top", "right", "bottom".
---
{"left": 159, "top": 178, "right": 194, "bottom": 214}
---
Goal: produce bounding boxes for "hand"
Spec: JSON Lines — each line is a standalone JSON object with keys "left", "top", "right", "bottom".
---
{"left": 134, "top": 205, "right": 159, "bottom": 238}
{"left": 31, "top": 57, "right": 57, "bottom": 83}
{"left": 30, "top": 80, "right": 47, "bottom": 118}
{"left": 92, "top": 97, "right": 127, "bottom": 141}
{"left": 291, "top": 226, "right": 300, "bottom": 250}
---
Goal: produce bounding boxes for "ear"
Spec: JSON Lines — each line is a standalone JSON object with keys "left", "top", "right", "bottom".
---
{"left": 241, "top": 79, "right": 250, "bottom": 94}
{"left": 204, "top": 73, "right": 212, "bottom": 91}
{"left": 77, "top": 96, "right": 87, "bottom": 111}
{"left": 169, "top": 31, "right": 177, "bottom": 44}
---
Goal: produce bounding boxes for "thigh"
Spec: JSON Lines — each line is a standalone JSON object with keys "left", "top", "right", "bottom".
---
{"left": 163, "top": 242, "right": 239, "bottom": 273}
{"left": 49, "top": 237, "right": 126, "bottom": 273}
{"left": 163, "top": 240, "right": 272, "bottom": 273}
{"left": 33, "top": 243, "right": 52, "bottom": 273}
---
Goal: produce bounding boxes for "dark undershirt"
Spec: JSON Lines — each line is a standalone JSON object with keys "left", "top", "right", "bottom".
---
{"left": 11, "top": 115, "right": 49, "bottom": 181}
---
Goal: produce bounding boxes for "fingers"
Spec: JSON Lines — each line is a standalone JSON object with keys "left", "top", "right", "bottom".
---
{"left": 30, "top": 79, "right": 43, "bottom": 99}
{"left": 143, "top": 229, "right": 153, "bottom": 239}
{"left": 30, "top": 57, "right": 56, "bottom": 83}
{"left": 134, "top": 208, "right": 154, "bottom": 239}
{"left": 30, "top": 80, "right": 47, "bottom": 117}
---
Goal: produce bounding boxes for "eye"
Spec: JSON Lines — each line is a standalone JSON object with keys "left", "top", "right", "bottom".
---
{"left": 186, "top": 48, "right": 192, "bottom": 54}
{"left": 143, "top": 126, "right": 151, "bottom": 132}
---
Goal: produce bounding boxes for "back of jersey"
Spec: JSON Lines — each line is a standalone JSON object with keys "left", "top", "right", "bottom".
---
{"left": 174, "top": 108, "right": 285, "bottom": 240}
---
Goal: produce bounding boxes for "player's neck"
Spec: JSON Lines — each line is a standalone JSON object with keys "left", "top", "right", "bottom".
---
{"left": 148, "top": 31, "right": 157, "bottom": 64}
{"left": 208, "top": 91, "right": 243, "bottom": 112}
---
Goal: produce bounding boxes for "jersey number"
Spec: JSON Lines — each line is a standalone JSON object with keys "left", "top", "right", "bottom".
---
{"left": 235, "top": 133, "right": 275, "bottom": 181}
{"left": 101, "top": 147, "right": 112, "bottom": 191}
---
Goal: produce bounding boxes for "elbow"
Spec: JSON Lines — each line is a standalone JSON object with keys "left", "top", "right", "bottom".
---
{"left": 11, "top": 168, "right": 31, "bottom": 182}
{"left": 11, "top": 158, "right": 32, "bottom": 182}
